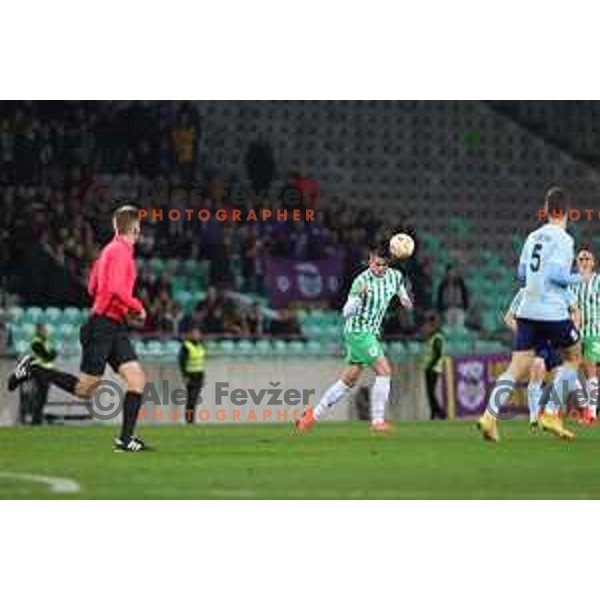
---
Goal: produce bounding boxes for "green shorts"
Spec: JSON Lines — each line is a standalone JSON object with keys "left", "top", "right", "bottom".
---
{"left": 344, "top": 331, "right": 384, "bottom": 366}
{"left": 582, "top": 335, "right": 600, "bottom": 363}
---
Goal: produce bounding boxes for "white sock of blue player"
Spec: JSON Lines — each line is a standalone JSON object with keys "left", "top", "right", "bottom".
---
{"left": 528, "top": 382, "right": 543, "bottom": 423}
{"left": 486, "top": 371, "right": 515, "bottom": 418}
{"left": 547, "top": 365, "right": 580, "bottom": 415}
{"left": 371, "top": 375, "right": 391, "bottom": 424}
{"left": 314, "top": 380, "right": 351, "bottom": 420}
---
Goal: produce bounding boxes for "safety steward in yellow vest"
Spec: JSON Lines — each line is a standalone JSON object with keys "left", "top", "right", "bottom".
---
{"left": 178, "top": 327, "right": 206, "bottom": 424}
{"left": 30, "top": 323, "right": 58, "bottom": 425}
{"left": 422, "top": 312, "right": 447, "bottom": 420}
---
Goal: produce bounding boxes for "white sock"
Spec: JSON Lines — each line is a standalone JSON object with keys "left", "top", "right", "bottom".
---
{"left": 314, "top": 380, "right": 351, "bottom": 420}
{"left": 371, "top": 375, "right": 391, "bottom": 424}
{"left": 587, "top": 376, "right": 598, "bottom": 418}
{"left": 486, "top": 370, "right": 515, "bottom": 418}
{"left": 528, "top": 382, "right": 543, "bottom": 423}
{"left": 547, "top": 366, "right": 579, "bottom": 415}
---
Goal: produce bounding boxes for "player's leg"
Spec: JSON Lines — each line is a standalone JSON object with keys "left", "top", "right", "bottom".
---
{"left": 527, "top": 357, "right": 546, "bottom": 427}
{"left": 14, "top": 316, "right": 110, "bottom": 399}
{"left": 296, "top": 364, "right": 362, "bottom": 431}
{"left": 31, "top": 377, "right": 49, "bottom": 426}
{"left": 485, "top": 351, "right": 534, "bottom": 418}
{"left": 538, "top": 321, "right": 580, "bottom": 439}
{"left": 479, "top": 349, "right": 534, "bottom": 442}
{"left": 370, "top": 355, "right": 393, "bottom": 431}
{"left": 581, "top": 338, "right": 600, "bottom": 421}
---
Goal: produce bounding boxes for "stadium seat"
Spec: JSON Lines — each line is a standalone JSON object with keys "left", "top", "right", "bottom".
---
{"left": 236, "top": 340, "right": 255, "bottom": 355}
{"left": 43, "top": 307, "right": 63, "bottom": 324}
{"left": 8, "top": 306, "right": 24, "bottom": 322}
{"left": 25, "top": 307, "right": 44, "bottom": 323}
{"left": 218, "top": 340, "right": 236, "bottom": 354}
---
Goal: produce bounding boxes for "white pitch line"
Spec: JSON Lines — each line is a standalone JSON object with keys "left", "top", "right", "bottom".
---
{"left": 0, "top": 472, "right": 81, "bottom": 494}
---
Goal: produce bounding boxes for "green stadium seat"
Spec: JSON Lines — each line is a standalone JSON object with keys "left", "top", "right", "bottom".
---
{"left": 254, "top": 339, "right": 273, "bottom": 354}
{"left": 163, "top": 340, "right": 181, "bottom": 359}
{"left": 305, "top": 340, "right": 323, "bottom": 355}
{"left": 204, "top": 339, "right": 220, "bottom": 353}
{"left": 165, "top": 258, "right": 181, "bottom": 275}
{"left": 218, "top": 340, "right": 236, "bottom": 354}
{"left": 8, "top": 306, "right": 24, "bottom": 322}
{"left": 149, "top": 258, "right": 166, "bottom": 274}
{"left": 57, "top": 323, "right": 78, "bottom": 345}
{"left": 272, "top": 340, "right": 289, "bottom": 355}
{"left": 25, "top": 307, "right": 44, "bottom": 323}
{"left": 236, "top": 340, "right": 255, "bottom": 355}
{"left": 63, "top": 306, "right": 79, "bottom": 321}
{"left": 146, "top": 341, "right": 163, "bottom": 357}
{"left": 14, "top": 340, "right": 29, "bottom": 355}
{"left": 43, "top": 307, "right": 62, "bottom": 324}
{"left": 16, "top": 322, "right": 36, "bottom": 339}
{"left": 287, "top": 340, "right": 306, "bottom": 354}
{"left": 134, "top": 340, "right": 147, "bottom": 357}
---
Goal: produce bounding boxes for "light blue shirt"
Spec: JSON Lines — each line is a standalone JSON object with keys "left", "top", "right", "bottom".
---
{"left": 516, "top": 223, "right": 579, "bottom": 321}
{"left": 509, "top": 287, "right": 577, "bottom": 317}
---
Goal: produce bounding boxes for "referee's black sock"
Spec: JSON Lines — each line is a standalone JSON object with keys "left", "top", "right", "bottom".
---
{"left": 30, "top": 365, "right": 78, "bottom": 395}
{"left": 120, "top": 391, "right": 143, "bottom": 440}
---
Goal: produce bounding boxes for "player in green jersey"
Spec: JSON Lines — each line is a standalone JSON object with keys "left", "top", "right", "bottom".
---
{"left": 573, "top": 247, "right": 600, "bottom": 421}
{"left": 295, "top": 243, "right": 413, "bottom": 433}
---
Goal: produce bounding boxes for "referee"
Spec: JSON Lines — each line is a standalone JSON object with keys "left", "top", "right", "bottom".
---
{"left": 178, "top": 327, "right": 206, "bottom": 424}
{"left": 8, "top": 206, "right": 149, "bottom": 452}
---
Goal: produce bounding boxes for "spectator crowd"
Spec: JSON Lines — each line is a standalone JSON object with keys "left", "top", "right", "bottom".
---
{"left": 0, "top": 101, "right": 467, "bottom": 340}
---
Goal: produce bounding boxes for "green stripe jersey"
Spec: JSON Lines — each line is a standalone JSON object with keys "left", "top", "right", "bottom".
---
{"left": 344, "top": 268, "right": 408, "bottom": 335}
{"left": 572, "top": 273, "right": 600, "bottom": 337}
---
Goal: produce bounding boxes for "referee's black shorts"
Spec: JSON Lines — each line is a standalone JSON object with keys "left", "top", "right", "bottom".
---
{"left": 80, "top": 315, "right": 138, "bottom": 376}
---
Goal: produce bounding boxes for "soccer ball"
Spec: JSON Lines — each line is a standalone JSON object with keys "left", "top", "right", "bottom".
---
{"left": 389, "top": 233, "right": 415, "bottom": 259}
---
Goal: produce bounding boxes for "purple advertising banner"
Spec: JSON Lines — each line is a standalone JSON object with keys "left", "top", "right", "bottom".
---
{"left": 264, "top": 257, "right": 344, "bottom": 308}
{"left": 443, "top": 353, "right": 518, "bottom": 418}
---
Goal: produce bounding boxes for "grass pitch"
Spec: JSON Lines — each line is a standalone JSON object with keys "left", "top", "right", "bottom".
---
{"left": 1, "top": 420, "right": 600, "bottom": 499}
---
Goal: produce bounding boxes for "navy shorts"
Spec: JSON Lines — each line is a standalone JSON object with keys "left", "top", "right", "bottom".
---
{"left": 515, "top": 318, "right": 580, "bottom": 352}
{"left": 535, "top": 341, "right": 563, "bottom": 372}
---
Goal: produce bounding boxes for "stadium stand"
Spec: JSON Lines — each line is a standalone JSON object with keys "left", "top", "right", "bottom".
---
{"left": 1, "top": 101, "right": 598, "bottom": 360}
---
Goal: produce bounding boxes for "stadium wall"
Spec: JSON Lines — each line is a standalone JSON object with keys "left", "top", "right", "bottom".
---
{"left": 0, "top": 357, "right": 429, "bottom": 426}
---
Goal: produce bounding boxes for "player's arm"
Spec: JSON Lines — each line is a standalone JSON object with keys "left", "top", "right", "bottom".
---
{"left": 396, "top": 272, "right": 413, "bottom": 310}
{"left": 517, "top": 238, "right": 531, "bottom": 285}
{"left": 548, "top": 237, "right": 581, "bottom": 287}
{"left": 504, "top": 290, "right": 522, "bottom": 332}
{"left": 342, "top": 277, "right": 368, "bottom": 318}
{"left": 503, "top": 309, "right": 517, "bottom": 333}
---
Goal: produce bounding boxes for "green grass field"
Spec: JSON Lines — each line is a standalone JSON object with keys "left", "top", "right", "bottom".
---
{"left": 1, "top": 420, "right": 600, "bottom": 499}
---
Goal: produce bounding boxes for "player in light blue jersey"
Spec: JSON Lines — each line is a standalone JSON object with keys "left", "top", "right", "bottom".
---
{"left": 504, "top": 287, "right": 579, "bottom": 427}
{"left": 479, "top": 186, "right": 583, "bottom": 442}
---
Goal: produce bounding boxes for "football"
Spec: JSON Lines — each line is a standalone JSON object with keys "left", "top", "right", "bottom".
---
{"left": 389, "top": 233, "right": 415, "bottom": 259}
